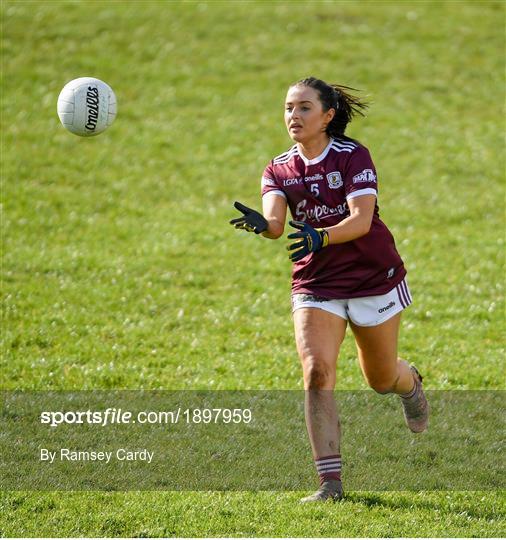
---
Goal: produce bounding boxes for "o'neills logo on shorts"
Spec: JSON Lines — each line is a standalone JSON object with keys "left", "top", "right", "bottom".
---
{"left": 378, "top": 301, "right": 395, "bottom": 313}
{"left": 85, "top": 86, "right": 100, "bottom": 132}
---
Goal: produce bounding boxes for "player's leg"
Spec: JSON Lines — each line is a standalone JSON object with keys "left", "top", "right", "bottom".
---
{"left": 350, "top": 313, "right": 412, "bottom": 393}
{"left": 293, "top": 303, "right": 347, "bottom": 502}
{"left": 350, "top": 312, "right": 428, "bottom": 432}
{"left": 295, "top": 306, "right": 346, "bottom": 453}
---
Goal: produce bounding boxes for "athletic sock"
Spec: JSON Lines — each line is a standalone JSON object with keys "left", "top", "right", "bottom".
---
{"left": 315, "top": 454, "right": 341, "bottom": 485}
{"left": 400, "top": 384, "right": 417, "bottom": 400}
{"left": 400, "top": 375, "right": 420, "bottom": 400}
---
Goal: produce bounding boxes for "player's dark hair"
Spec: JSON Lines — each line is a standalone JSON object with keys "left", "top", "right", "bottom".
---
{"left": 293, "top": 77, "right": 368, "bottom": 140}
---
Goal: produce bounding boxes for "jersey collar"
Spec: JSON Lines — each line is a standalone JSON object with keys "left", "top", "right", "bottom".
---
{"left": 296, "top": 138, "right": 334, "bottom": 166}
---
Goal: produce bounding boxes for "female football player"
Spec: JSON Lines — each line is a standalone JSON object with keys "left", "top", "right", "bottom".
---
{"left": 230, "top": 77, "right": 428, "bottom": 502}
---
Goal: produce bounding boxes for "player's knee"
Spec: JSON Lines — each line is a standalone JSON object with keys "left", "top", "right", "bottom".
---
{"left": 303, "top": 358, "right": 332, "bottom": 390}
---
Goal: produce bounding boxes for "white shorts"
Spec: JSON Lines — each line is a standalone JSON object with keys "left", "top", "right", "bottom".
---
{"left": 291, "top": 278, "right": 412, "bottom": 327}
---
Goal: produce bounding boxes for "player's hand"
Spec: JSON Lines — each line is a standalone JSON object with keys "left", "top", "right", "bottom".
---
{"left": 230, "top": 201, "right": 268, "bottom": 234}
{"left": 287, "top": 220, "right": 329, "bottom": 262}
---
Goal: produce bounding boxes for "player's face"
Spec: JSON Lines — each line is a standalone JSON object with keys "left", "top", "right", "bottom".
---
{"left": 284, "top": 85, "right": 335, "bottom": 144}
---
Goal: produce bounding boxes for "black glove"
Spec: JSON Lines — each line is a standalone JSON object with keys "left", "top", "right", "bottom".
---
{"left": 287, "top": 220, "right": 329, "bottom": 262}
{"left": 229, "top": 201, "right": 268, "bottom": 234}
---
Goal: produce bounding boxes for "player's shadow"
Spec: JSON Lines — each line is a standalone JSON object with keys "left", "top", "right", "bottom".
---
{"left": 345, "top": 492, "right": 495, "bottom": 521}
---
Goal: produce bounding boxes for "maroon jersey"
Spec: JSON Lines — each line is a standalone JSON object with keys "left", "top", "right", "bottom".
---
{"left": 261, "top": 138, "right": 406, "bottom": 298}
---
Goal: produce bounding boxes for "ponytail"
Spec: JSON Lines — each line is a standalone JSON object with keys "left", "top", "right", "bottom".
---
{"left": 293, "top": 77, "right": 368, "bottom": 139}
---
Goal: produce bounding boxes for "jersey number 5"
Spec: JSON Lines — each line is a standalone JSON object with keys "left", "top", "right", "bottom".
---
{"left": 310, "top": 183, "right": 320, "bottom": 197}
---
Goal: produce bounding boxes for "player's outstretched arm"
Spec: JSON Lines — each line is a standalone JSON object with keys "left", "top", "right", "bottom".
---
{"left": 261, "top": 193, "right": 287, "bottom": 239}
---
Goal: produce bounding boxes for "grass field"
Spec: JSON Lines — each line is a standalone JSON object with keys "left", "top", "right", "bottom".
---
{"left": 1, "top": 0, "right": 505, "bottom": 537}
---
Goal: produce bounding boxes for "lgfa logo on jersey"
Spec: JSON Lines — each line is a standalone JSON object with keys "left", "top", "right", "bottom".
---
{"left": 327, "top": 171, "right": 343, "bottom": 189}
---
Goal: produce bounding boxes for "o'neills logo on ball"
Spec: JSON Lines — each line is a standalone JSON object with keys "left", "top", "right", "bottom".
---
{"left": 85, "top": 86, "right": 100, "bottom": 132}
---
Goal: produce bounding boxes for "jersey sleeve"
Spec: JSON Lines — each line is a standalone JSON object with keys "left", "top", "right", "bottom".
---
{"left": 260, "top": 161, "right": 286, "bottom": 199}
{"left": 343, "top": 146, "right": 378, "bottom": 201}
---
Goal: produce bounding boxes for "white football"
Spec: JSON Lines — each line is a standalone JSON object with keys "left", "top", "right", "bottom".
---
{"left": 57, "top": 77, "right": 117, "bottom": 137}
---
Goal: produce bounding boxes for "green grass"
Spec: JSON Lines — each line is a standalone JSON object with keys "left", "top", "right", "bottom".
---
{"left": 1, "top": 0, "right": 505, "bottom": 537}
{"left": 1, "top": 491, "right": 505, "bottom": 538}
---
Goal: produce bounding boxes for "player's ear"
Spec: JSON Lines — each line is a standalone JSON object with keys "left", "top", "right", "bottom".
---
{"left": 326, "top": 107, "right": 336, "bottom": 123}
